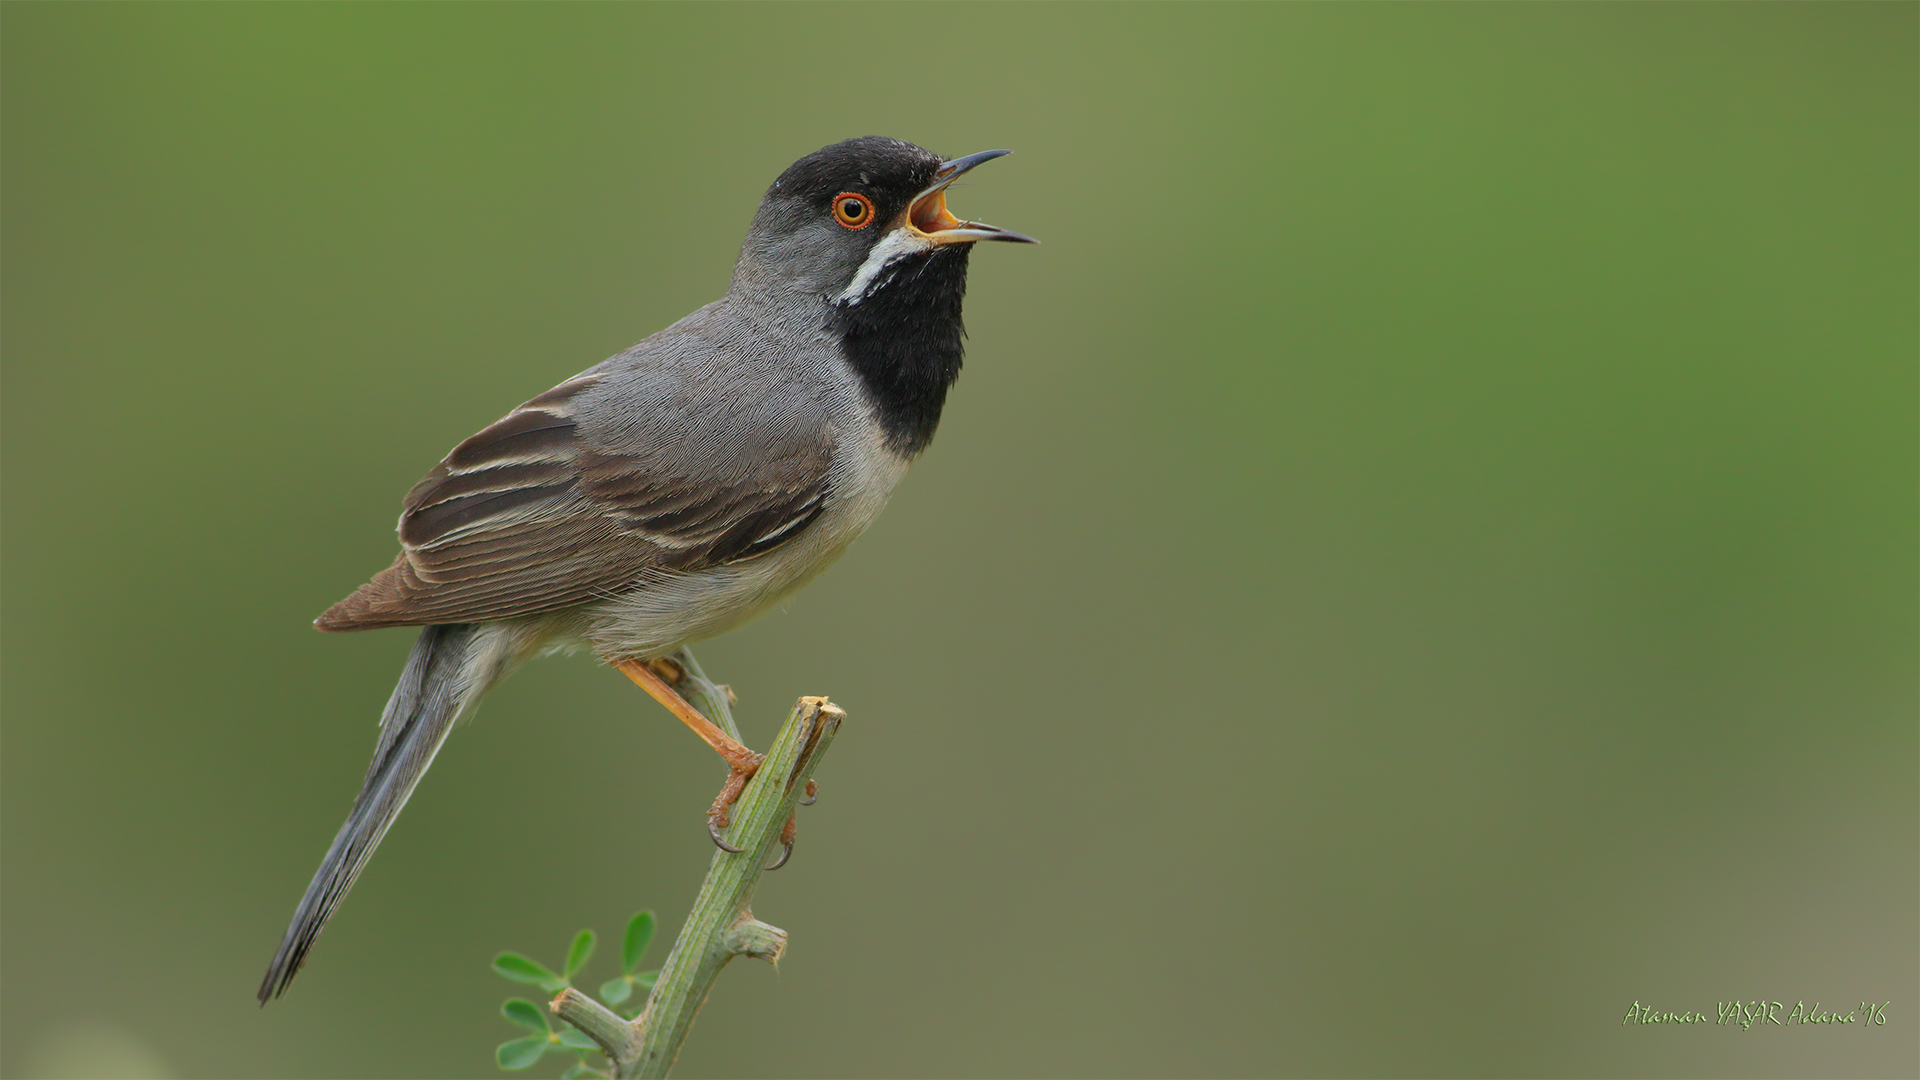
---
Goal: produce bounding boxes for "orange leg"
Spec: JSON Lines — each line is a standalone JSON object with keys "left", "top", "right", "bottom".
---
{"left": 612, "top": 657, "right": 764, "bottom": 851}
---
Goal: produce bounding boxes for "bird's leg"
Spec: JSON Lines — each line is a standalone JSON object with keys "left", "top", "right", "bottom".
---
{"left": 612, "top": 657, "right": 764, "bottom": 852}
{"left": 643, "top": 655, "right": 685, "bottom": 686}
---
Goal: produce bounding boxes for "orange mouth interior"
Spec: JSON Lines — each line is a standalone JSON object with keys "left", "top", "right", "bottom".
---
{"left": 909, "top": 189, "right": 964, "bottom": 235}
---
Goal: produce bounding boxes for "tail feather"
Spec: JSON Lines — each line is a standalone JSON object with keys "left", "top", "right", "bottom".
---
{"left": 258, "top": 623, "right": 481, "bottom": 1002}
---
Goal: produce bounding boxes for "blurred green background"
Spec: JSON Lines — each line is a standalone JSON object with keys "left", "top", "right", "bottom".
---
{"left": 3, "top": 4, "right": 1913, "bottom": 1077}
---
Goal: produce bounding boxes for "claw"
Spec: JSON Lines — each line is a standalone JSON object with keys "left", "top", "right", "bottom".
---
{"left": 765, "top": 810, "right": 799, "bottom": 870}
{"left": 708, "top": 816, "right": 744, "bottom": 853}
{"left": 799, "top": 779, "right": 818, "bottom": 806}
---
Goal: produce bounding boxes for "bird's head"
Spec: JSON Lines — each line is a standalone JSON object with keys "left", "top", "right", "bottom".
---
{"left": 735, "top": 136, "right": 1034, "bottom": 306}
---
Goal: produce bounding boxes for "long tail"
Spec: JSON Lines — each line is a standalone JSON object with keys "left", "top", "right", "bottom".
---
{"left": 259, "top": 623, "right": 487, "bottom": 1002}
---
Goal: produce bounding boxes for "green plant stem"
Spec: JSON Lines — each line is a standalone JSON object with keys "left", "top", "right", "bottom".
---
{"left": 551, "top": 990, "right": 636, "bottom": 1062}
{"left": 551, "top": 658, "right": 844, "bottom": 1079}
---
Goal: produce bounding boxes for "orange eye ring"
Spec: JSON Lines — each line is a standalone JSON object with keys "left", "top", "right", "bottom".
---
{"left": 832, "top": 192, "right": 875, "bottom": 229}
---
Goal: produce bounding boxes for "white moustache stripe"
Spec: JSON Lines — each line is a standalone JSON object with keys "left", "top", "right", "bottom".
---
{"left": 835, "top": 228, "right": 933, "bottom": 305}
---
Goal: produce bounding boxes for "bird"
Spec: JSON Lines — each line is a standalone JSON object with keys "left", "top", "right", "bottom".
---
{"left": 258, "top": 136, "right": 1032, "bottom": 1002}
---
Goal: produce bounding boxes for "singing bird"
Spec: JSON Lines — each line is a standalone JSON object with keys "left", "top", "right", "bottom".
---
{"left": 259, "top": 137, "right": 1031, "bottom": 1001}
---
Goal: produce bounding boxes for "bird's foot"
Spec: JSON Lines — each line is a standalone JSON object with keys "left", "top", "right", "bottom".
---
{"left": 705, "top": 749, "right": 766, "bottom": 853}
{"left": 762, "top": 779, "right": 819, "bottom": 870}
{"left": 764, "top": 812, "right": 798, "bottom": 871}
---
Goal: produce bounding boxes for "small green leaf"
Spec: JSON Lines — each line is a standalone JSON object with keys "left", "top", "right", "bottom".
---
{"left": 493, "top": 951, "right": 566, "bottom": 991}
{"left": 635, "top": 969, "right": 659, "bottom": 990}
{"left": 559, "top": 1063, "right": 588, "bottom": 1080}
{"left": 500, "top": 998, "right": 548, "bottom": 1032}
{"left": 622, "top": 911, "right": 656, "bottom": 973}
{"left": 495, "top": 1034, "right": 548, "bottom": 1070}
{"left": 556, "top": 1029, "right": 600, "bottom": 1051}
{"left": 599, "top": 975, "right": 632, "bottom": 1005}
{"left": 563, "top": 929, "right": 596, "bottom": 978}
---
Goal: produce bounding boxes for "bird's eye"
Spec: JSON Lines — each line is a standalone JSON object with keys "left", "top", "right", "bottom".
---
{"left": 832, "top": 192, "right": 874, "bottom": 229}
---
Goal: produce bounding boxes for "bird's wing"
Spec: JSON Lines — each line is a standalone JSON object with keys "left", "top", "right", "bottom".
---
{"left": 316, "top": 371, "right": 833, "bottom": 631}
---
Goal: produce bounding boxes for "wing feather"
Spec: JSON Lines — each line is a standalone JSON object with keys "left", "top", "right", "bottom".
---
{"left": 316, "top": 371, "right": 833, "bottom": 631}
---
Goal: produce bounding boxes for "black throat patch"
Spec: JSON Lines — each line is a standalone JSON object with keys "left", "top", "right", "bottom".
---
{"left": 830, "top": 244, "right": 972, "bottom": 457}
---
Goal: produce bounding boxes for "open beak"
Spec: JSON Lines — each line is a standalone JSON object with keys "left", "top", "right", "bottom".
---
{"left": 905, "top": 149, "right": 1037, "bottom": 245}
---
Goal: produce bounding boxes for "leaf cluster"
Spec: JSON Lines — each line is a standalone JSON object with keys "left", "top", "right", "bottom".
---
{"left": 491, "top": 912, "right": 660, "bottom": 1077}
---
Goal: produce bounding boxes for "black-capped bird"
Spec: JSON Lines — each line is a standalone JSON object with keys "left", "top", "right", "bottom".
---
{"left": 259, "top": 137, "right": 1031, "bottom": 1001}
